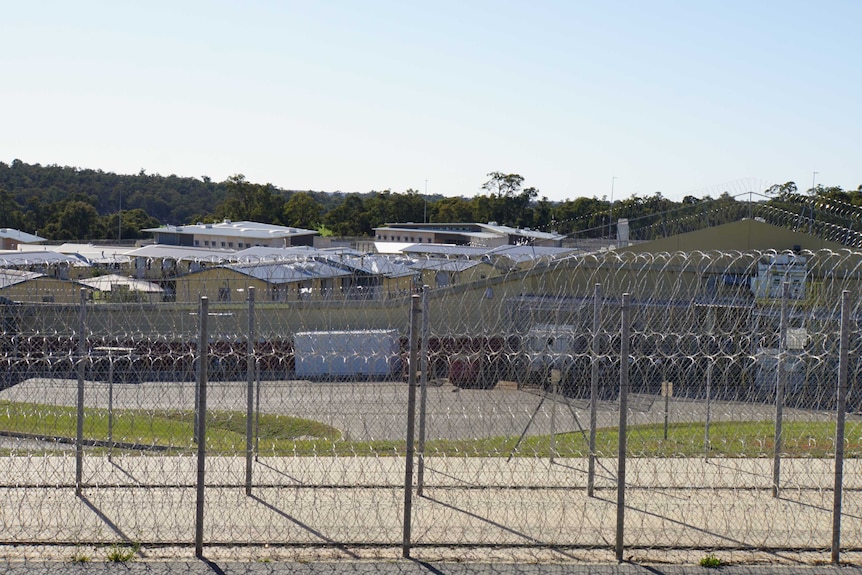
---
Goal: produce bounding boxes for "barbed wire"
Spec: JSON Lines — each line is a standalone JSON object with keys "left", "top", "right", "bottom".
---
{"left": 0, "top": 248, "right": 860, "bottom": 561}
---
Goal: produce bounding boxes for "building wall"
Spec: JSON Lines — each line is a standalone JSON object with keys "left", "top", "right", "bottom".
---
{"left": 0, "top": 278, "right": 90, "bottom": 304}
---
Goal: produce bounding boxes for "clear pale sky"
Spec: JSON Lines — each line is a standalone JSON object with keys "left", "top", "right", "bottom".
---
{"left": 2, "top": 1, "right": 859, "bottom": 202}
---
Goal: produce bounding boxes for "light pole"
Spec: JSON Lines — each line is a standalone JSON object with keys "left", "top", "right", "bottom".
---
{"left": 118, "top": 189, "right": 122, "bottom": 242}
{"left": 424, "top": 179, "right": 428, "bottom": 224}
{"left": 608, "top": 176, "right": 617, "bottom": 242}
{"left": 809, "top": 171, "right": 818, "bottom": 234}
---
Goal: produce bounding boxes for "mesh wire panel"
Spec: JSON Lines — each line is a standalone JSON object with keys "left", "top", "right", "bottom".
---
{"left": 1, "top": 249, "right": 861, "bottom": 561}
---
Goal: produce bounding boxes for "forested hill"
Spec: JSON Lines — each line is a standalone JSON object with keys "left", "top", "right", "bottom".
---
{"left": 0, "top": 160, "right": 336, "bottom": 240}
{"left": 2, "top": 159, "right": 860, "bottom": 244}
{"left": 1, "top": 159, "right": 227, "bottom": 225}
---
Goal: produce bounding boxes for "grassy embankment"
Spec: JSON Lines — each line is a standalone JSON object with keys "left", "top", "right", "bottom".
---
{"left": 0, "top": 399, "right": 860, "bottom": 458}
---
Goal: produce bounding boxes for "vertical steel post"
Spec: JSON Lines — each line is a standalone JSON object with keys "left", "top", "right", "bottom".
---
{"left": 75, "top": 288, "right": 87, "bottom": 496}
{"left": 255, "top": 361, "right": 261, "bottom": 461}
{"left": 402, "top": 295, "right": 421, "bottom": 558}
{"left": 417, "top": 286, "right": 430, "bottom": 495}
{"left": 704, "top": 362, "right": 713, "bottom": 459}
{"left": 550, "top": 369, "right": 558, "bottom": 461}
{"left": 107, "top": 350, "right": 114, "bottom": 462}
{"left": 832, "top": 290, "right": 851, "bottom": 564}
{"left": 193, "top": 313, "right": 201, "bottom": 445}
{"left": 705, "top": 308, "right": 715, "bottom": 458}
{"left": 588, "top": 284, "right": 601, "bottom": 497}
{"left": 195, "top": 297, "right": 209, "bottom": 558}
{"left": 245, "top": 286, "right": 255, "bottom": 495}
{"left": 615, "top": 293, "right": 630, "bottom": 563}
{"left": 773, "top": 282, "right": 789, "bottom": 497}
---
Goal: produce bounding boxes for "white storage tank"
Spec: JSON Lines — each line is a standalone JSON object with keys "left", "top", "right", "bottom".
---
{"left": 294, "top": 329, "right": 402, "bottom": 379}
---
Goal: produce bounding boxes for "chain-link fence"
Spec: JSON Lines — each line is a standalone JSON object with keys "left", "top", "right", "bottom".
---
{"left": 1, "top": 248, "right": 861, "bottom": 563}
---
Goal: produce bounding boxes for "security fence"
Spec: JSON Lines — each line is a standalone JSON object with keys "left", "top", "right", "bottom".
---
{"left": 1, "top": 248, "right": 862, "bottom": 563}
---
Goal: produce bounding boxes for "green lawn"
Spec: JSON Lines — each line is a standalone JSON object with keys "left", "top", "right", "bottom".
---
{"left": 1, "top": 399, "right": 860, "bottom": 458}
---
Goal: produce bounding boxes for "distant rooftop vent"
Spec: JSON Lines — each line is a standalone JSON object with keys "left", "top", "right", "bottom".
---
{"left": 488, "top": 221, "right": 497, "bottom": 226}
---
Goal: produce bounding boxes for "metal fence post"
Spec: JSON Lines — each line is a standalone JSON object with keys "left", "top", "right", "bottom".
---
{"left": 832, "top": 289, "right": 851, "bottom": 564}
{"left": 773, "top": 281, "right": 789, "bottom": 498}
{"left": 246, "top": 286, "right": 255, "bottom": 495}
{"left": 704, "top": 362, "right": 713, "bottom": 459}
{"left": 588, "top": 283, "right": 601, "bottom": 497}
{"left": 705, "top": 308, "right": 716, "bottom": 458}
{"left": 195, "top": 296, "right": 209, "bottom": 558}
{"left": 402, "top": 294, "right": 421, "bottom": 558}
{"left": 615, "top": 293, "right": 630, "bottom": 563}
{"left": 417, "top": 285, "right": 429, "bottom": 496}
{"left": 75, "top": 288, "right": 87, "bottom": 496}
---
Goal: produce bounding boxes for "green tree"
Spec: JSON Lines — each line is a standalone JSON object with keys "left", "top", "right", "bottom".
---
{"left": 40, "top": 201, "right": 103, "bottom": 240}
{"left": 323, "top": 194, "right": 369, "bottom": 236}
{"left": 480, "top": 172, "right": 538, "bottom": 227}
{"left": 553, "top": 197, "right": 606, "bottom": 236}
{"left": 533, "top": 196, "right": 553, "bottom": 231}
{"left": 283, "top": 192, "right": 323, "bottom": 229}
{"left": 433, "top": 196, "right": 474, "bottom": 223}
{"left": 215, "top": 174, "right": 285, "bottom": 224}
{"left": 105, "top": 208, "right": 162, "bottom": 240}
{"left": 0, "top": 189, "right": 29, "bottom": 230}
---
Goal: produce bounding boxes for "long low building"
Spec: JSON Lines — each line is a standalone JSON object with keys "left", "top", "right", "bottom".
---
{"left": 142, "top": 219, "right": 318, "bottom": 249}
{"left": 373, "top": 222, "right": 566, "bottom": 248}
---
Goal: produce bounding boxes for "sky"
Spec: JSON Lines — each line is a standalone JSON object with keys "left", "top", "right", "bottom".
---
{"left": 2, "top": 0, "right": 860, "bottom": 203}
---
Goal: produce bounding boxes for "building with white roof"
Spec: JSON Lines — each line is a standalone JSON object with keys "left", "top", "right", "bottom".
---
{"left": 373, "top": 222, "right": 565, "bottom": 249}
{"left": 0, "top": 228, "right": 46, "bottom": 250}
{"left": 142, "top": 220, "right": 318, "bottom": 250}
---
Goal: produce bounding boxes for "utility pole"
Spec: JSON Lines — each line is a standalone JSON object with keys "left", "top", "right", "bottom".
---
{"left": 118, "top": 189, "right": 122, "bottom": 241}
{"left": 608, "top": 176, "right": 617, "bottom": 243}
{"left": 809, "top": 171, "right": 818, "bottom": 234}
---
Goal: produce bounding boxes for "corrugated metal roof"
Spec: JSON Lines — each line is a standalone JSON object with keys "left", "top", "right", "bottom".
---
{"left": 228, "top": 261, "right": 351, "bottom": 283}
{"left": 401, "top": 244, "right": 491, "bottom": 258}
{"left": 407, "top": 259, "right": 480, "bottom": 272}
{"left": 78, "top": 274, "right": 164, "bottom": 293}
{"left": 374, "top": 242, "right": 417, "bottom": 254}
{"left": 143, "top": 220, "right": 317, "bottom": 239}
{"left": 230, "top": 245, "right": 365, "bottom": 260}
{"left": 487, "top": 245, "right": 576, "bottom": 262}
{"left": 229, "top": 245, "right": 321, "bottom": 262}
{"left": 0, "top": 251, "right": 87, "bottom": 267}
{"left": 123, "top": 244, "right": 234, "bottom": 262}
{"left": 0, "top": 269, "right": 43, "bottom": 289}
{"left": 477, "top": 223, "right": 566, "bottom": 241}
{"left": 0, "top": 228, "right": 45, "bottom": 243}
{"left": 333, "top": 255, "right": 417, "bottom": 278}
{"left": 50, "top": 243, "right": 132, "bottom": 264}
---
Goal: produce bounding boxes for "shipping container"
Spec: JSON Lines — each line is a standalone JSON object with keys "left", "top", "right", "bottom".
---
{"left": 294, "top": 329, "right": 401, "bottom": 379}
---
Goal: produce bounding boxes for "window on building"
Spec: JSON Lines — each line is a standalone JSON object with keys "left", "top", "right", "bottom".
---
{"left": 221, "top": 242, "right": 226, "bottom": 247}
{"left": 218, "top": 287, "right": 231, "bottom": 301}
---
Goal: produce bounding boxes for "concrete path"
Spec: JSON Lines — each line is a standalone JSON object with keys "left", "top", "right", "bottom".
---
{"left": 1, "top": 455, "right": 860, "bottom": 567}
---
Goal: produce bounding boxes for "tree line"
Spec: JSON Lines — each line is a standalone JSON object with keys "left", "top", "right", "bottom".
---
{"left": 1, "top": 160, "right": 860, "bottom": 242}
